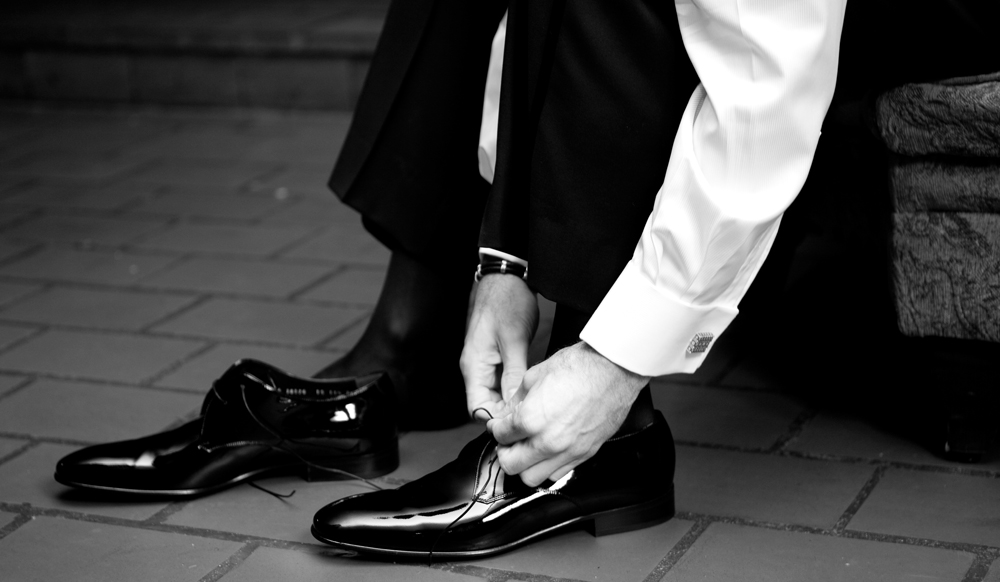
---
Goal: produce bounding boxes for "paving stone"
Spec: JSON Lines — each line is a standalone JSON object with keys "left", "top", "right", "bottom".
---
{"left": 675, "top": 447, "right": 874, "bottom": 528}
{"left": 0, "top": 437, "right": 29, "bottom": 460}
{"left": 134, "top": 222, "right": 314, "bottom": 257}
{"left": 2, "top": 214, "right": 166, "bottom": 246}
{"left": 2, "top": 149, "right": 144, "bottom": 181}
{"left": 664, "top": 522, "right": 974, "bottom": 582}
{"left": 0, "top": 247, "right": 177, "bottom": 285}
{"left": 389, "top": 422, "right": 488, "bottom": 482}
{"left": 0, "top": 444, "right": 169, "bottom": 520}
{"left": 0, "top": 509, "right": 16, "bottom": 528}
{"left": 984, "top": 559, "right": 1000, "bottom": 582}
{"left": 0, "top": 180, "right": 155, "bottom": 210}
{"left": 0, "top": 516, "right": 242, "bottom": 582}
{"left": 0, "top": 372, "right": 26, "bottom": 393}
{"left": 474, "top": 518, "right": 692, "bottom": 582}
{"left": 124, "top": 158, "right": 280, "bottom": 188}
{"left": 127, "top": 189, "right": 288, "bottom": 221}
{"left": 249, "top": 163, "right": 343, "bottom": 194}
{"left": 0, "top": 329, "right": 204, "bottom": 383}
{"left": 153, "top": 298, "right": 364, "bottom": 346}
{"left": 298, "top": 267, "right": 386, "bottom": 305}
{"left": 237, "top": 57, "right": 356, "bottom": 109}
{"left": 650, "top": 383, "right": 804, "bottom": 449}
{"left": 167, "top": 477, "right": 373, "bottom": 544}
{"left": 24, "top": 52, "right": 130, "bottom": 102}
{"left": 132, "top": 54, "right": 241, "bottom": 107}
{"left": 0, "top": 324, "right": 37, "bottom": 351}
{"left": 139, "top": 257, "right": 333, "bottom": 298}
{"left": 264, "top": 195, "right": 360, "bottom": 225}
{"left": 847, "top": 469, "right": 1000, "bottom": 547}
{"left": 222, "top": 546, "right": 483, "bottom": 582}
{"left": 323, "top": 316, "right": 368, "bottom": 350}
{"left": 787, "top": 412, "right": 1000, "bottom": 470}
{"left": 8, "top": 126, "right": 159, "bottom": 155}
{"left": 718, "top": 356, "right": 780, "bottom": 389}
{"left": 0, "top": 287, "right": 196, "bottom": 330}
{"left": 153, "top": 344, "right": 339, "bottom": 390}
{"left": 281, "top": 224, "right": 390, "bottom": 265}
{"left": 242, "top": 130, "right": 347, "bottom": 165}
{"left": 0, "top": 379, "right": 201, "bottom": 442}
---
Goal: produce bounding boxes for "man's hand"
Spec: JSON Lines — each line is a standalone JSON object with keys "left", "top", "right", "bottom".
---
{"left": 460, "top": 274, "right": 539, "bottom": 422}
{"left": 486, "top": 341, "right": 649, "bottom": 487}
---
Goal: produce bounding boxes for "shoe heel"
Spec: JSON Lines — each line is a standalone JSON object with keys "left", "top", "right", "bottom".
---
{"left": 583, "top": 485, "right": 675, "bottom": 537}
{"left": 303, "top": 443, "right": 400, "bottom": 482}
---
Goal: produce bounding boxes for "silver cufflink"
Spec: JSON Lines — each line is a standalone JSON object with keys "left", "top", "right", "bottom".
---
{"left": 686, "top": 332, "right": 714, "bottom": 354}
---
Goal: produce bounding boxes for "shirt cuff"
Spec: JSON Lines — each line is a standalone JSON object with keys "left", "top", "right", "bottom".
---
{"left": 580, "top": 260, "right": 739, "bottom": 377}
{"left": 479, "top": 247, "right": 528, "bottom": 268}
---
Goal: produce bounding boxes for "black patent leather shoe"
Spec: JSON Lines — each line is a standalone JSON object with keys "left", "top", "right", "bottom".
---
{"left": 54, "top": 359, "right": 399, "bottom": 497}
{"left": 311, "top": 408, "right": 675, "bottom": 560}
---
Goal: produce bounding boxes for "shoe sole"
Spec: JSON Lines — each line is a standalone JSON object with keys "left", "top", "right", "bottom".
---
{"left": 311, "top": 485, "right": 674, "bottom": 560}
{"left": 54, "top": 445, "right": 399, "bottom": 498}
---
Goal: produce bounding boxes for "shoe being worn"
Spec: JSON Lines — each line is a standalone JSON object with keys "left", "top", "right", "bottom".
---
{"left": 54, "top": 359, "right": 399, "bottom": 497}
{"left": 311, "top": 409, "right": 675, "bottom": 561}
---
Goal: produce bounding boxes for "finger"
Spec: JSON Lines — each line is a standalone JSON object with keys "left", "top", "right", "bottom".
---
{"left": 494, "top": 440, "right": 548, "bottom": 477}
{"left": 518, "top": 453, "right": 575, "bottom": 488}
{"left": 498, "top": 335, "right": 529, "bottom": 402}
{"left": 487, "top": 406, "right": 531, "bottom": 445}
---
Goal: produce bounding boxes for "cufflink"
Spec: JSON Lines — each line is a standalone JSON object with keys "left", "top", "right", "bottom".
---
{"left": 686, "top": 332, "right": 714, "bottom": 354}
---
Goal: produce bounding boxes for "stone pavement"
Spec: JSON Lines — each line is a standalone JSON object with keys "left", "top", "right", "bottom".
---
{"left": 0, "top": 103, "right": 997, "bottom": 582}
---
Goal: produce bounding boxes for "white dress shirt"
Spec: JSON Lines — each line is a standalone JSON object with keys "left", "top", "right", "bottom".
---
{"left": 479, "top": 0, "right": 847, "bottom": 376}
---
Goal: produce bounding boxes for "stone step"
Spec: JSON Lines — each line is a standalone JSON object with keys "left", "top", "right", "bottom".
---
{"left": 1, "top": 0, "right": 389, "bottom": 110}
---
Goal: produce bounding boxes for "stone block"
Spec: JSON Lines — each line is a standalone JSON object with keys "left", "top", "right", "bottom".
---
{"left": 281, "top": 223, "right": 389, "bottom": 266}
{"left": 2, "top": 214, "right": 167, "bottom": 246}
{"left": 0, "top": 516, "right": 241, "bottom": 582}
{"left": 224, "top": 546, "right": 482, "bottom": 582}
{"left": 651, "top": 383, "right": 804, "bottom": 449}
{"left": 0, "top": 248, "right": 177, "bottom": 286}
{"left": 131, "top": 55, "right": 240, "bottom": 106}
{"left": 0, "top": 54, "right": 28, "bottom": 99}
{"left": 0, "top": 287, "right": 196, "bottom": 330}
{"left": 675, "top": 447, "right": 873, "bottom": 528}
{"left": 474, "top": 519, "right": 692, "bottom": 582}
{"left": 298, "top": 267, "right": 386, "bottom": 305}
{"left": 134, "top": 222, "right": 314, "bottom": 257}
{"left": 665, "top": 522, "right": 973, "bottom": 582}
{"left": 139, "top": 257, "right": 333, "bottom": 298}
{"left": 0, "top": 379, "right": 201, "bottom": 442}
{"left": 848, "top": 469, "right": 1000, "bottom": 547}
{"left": 0, "top": 329, "right": 204, "bottom": 383}
{"left": 0, "top": 444, "right": 169, "bottom": 520}
{"left": 153, "top": 343, "right": 338, "bottom": 390}
{"left": 236, "top": 57, "right": 354, "bottom": 109}
{"left": 152, "top": 298, "right": 364, "bottom": 346}
{"left": 24, "top": 51, "right": 130, "bottom": 101}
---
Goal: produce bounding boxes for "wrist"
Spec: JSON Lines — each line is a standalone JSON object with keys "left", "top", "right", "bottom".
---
{"left": 580, "top": 341, "right": 650, "bottom": 387}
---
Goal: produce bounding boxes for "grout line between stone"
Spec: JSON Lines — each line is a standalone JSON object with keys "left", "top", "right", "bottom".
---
{"left": 766, "top": 408, "right": 819, "bottom": 453}
{"left": 433, "top": 562, "right": 584, "bottom": 582}
{"left": 0, "top": 439, "right": 38, "bottom": 468}
{"left": 962, "top": 551, "right": 1000, "bottom": 582}
{"left": 285, "top": 263, "right": 349, "bottom": 302}
{"left": 197, "top": 542, "right": 262, "bottom": 582}
{"left": 641, "top": 518, "right": 712, "bottom": 582}
{"left": 833, "top": 465, "right": 886, "bottom": 533}
{"left": 0, "top": 512, "right": 33, "bottom": 542}
{"left": 144, "top": 500, "right": 193, "bottom": 525}
{"left": 675, "top": 441, "right": 1000, "bottom": 479}
{"left": 0, "top": 375, "right": 36, "bottom": 403}
{"left": 313, "top": 309, "right": 373, "bottom": 348}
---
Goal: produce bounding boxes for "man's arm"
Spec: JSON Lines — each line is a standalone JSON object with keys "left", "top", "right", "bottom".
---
{"left": 582, "top": 0, "right": 847, "bottom": 375}
{"left": 475, "top": 0, "right": 847, "bottom": 486}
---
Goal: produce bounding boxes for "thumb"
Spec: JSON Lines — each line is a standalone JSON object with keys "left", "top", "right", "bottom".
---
{"left": 498, "top": 338, "right": 528, "bottom": 403}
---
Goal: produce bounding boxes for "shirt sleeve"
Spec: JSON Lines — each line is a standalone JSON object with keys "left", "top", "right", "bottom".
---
{"left": 581, "top": 0, "right": 847, "bottom": 376}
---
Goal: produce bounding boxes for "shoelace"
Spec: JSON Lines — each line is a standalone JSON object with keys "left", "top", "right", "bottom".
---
{"left": 424, "top": 407, "right": 498, "bottom": 563}
{"left": 235, "top": 381, "right": 385, "bottom": 500}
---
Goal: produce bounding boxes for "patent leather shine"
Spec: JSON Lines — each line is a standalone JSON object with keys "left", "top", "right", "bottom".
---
{"left": 311, "top": 411, "right": 675, "bottom": 560}
{"left": 54, "top": 359, "right": 399, "bottom": 497}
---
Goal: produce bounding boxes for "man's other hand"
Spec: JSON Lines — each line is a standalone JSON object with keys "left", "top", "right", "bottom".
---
{"left": 487, "top": 341, "right": 648, "bottom": 487}
{"left": 461, "top": 274, "right": 538, "bottom": 422}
